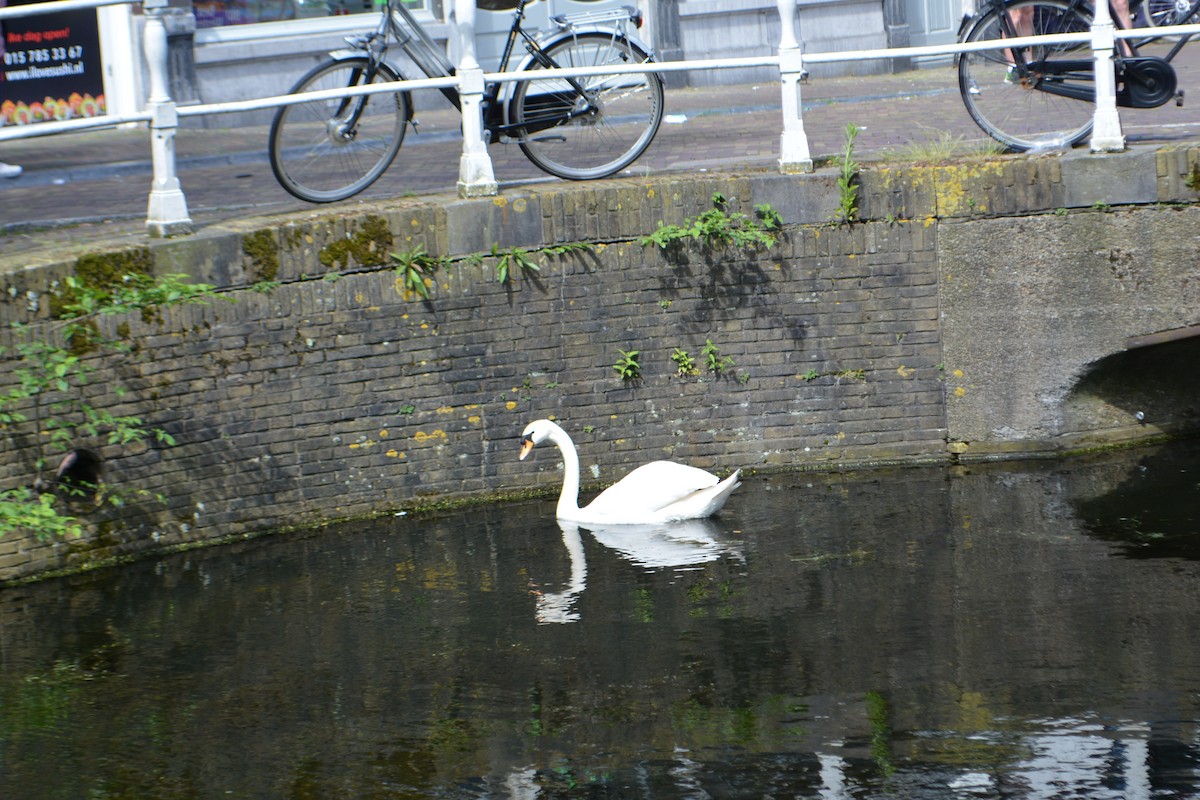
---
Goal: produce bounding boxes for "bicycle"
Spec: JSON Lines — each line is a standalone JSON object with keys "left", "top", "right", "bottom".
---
{"left": 957, "top": 0, "right": 1194, "bottom": 151}
{"left": 268, "top": 0, "right": 664, "bottom": 203}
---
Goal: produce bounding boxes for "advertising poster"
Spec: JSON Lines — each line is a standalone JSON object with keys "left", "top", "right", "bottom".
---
{"left": 1, "top": 0, "right": 106, "bottom": 126}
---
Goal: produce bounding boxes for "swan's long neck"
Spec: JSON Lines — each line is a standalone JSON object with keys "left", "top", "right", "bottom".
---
{"left": 547, "top": 424, "right": 582, "bottom": 518}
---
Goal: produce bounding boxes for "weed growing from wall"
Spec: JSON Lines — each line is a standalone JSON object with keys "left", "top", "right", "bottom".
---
{"left": 613, "top": 349, "right": 642, "bottom": 383}
{"left": 640, "top": 193, "right": 782, "bottom": 253}
{"left": 833, "top": 123, "right": 862, "bottom": 225}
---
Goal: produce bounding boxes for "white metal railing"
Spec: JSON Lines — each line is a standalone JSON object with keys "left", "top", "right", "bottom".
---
{"left": 3, "top": 0, "right": 1200, "bottom": 236}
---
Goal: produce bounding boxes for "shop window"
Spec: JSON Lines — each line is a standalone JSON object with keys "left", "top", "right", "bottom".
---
{"left": 193, "top": 0, "right": 430, "bottom": 29}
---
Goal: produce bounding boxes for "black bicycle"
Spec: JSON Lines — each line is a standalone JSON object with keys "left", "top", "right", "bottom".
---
{"left": 958, "top": 0, "right": 1195, "bottom": 151}
{"left": 269, "top": 0, "right": 664, "bottom": 203}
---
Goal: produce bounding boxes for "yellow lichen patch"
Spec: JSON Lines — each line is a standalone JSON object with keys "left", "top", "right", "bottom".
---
{"left": 953, "top": 369, "right": 964, "bottom": 378}
{"left": 379, "top": 429, "right": 389, "bottom": 438}
{"left": 493, "top": 197, "right": 508, "bottom": 208}
{"left": 512, "top": 198, "right": 527, "bottom": 213}
{"left": 386, "top": 449, "right": 405, "bottom": 459}
{"left": 468, "top": 416, "right": 481, "bottom": 424}
{"left": 413, "top": 430, "right": 447, "bottom": 444}
{"left": 954, "top": 386, "right": 967, "bottom": 397}
{"left": 506, "top": 401, "right": 518, "bottom": 411}
{"left": 897, "top": 365, "right": 915, "bottom": 378}
{"left": 436, "top": 406, "right": 455, "bottom": 415}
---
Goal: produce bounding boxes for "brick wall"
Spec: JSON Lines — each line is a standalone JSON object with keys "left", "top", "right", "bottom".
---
{"left": 3, "top": 146, "right": 1198, "bottom": 583}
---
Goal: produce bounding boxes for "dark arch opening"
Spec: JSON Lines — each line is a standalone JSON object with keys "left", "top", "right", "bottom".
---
{"left": 54, "top": 449, "right": 104, "bottom": 502}
{"left": 1065, "top": 335, "right": 1200, "bottom": 437}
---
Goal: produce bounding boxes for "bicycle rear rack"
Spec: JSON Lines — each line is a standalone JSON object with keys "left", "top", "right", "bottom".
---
{"left": 550, "top": 6, "right": 640, "bottom": 30}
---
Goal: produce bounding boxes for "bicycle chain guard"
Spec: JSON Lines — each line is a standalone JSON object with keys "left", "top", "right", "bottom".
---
{"left": 1117, "top": 56, "right": 1178, "bottom": 109}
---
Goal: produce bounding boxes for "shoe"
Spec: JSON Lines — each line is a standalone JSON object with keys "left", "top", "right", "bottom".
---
{"left": 1004, "top": 66, "right": 1019, "bottom": 85}
{"left": 0, "top": 162, "right": 22, "bottom": 179}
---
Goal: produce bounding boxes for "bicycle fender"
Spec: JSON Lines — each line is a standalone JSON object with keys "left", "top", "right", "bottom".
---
{"left": 326, "top": 49, "right": 407, "bottom": 69}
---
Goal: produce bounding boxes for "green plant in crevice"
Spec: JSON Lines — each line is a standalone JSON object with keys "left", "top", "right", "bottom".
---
{"left": 0, "top": 271, "right": 219, "bottom": 540}
{"left": 833, "top": 122, "right": 862, "bottom": 225}
{"left": 671, "top": 347, "right": 698, "bottom": 377}
{"left": 640, "top": 192, "right": 782, "bottom": 252}
{"left": 1186, "top": 161, "right": 1200, "bottom": 191}
{"left": 702, "top": 338, "right": 735, "bottom": 375}
{"left": 492, "top": 245, "right": 541, "bottom": 285}
{"left": 613, "top": 349, "right": 642, "bottom": 383}
{"left": 539, "top": 241, "right": 593, "bottom": 258}
{"left": 390, "top": 244, "right": 444, "bottom": 300}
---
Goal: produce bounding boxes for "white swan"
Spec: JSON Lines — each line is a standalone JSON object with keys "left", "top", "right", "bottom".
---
{"left": 518, "top": 419, "right": 741, "bottom": 525}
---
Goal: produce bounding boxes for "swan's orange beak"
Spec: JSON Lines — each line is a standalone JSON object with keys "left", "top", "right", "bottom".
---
{"left": 519, "top": 434, "right": 535, "bottom": 461}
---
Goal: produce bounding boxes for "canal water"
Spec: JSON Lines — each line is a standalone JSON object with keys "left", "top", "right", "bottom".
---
{"left": 2, "top": 439, "right": 1199, "bottom": 799}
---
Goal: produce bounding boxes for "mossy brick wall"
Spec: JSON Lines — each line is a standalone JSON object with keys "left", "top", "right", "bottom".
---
{"left": 2, "top": 145, "right": 1199, "bottom": 583}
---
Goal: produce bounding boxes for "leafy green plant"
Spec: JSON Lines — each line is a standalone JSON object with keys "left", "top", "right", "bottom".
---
{"left": 0, "top": 271, "right": 218, "bottom": 540}
{"left": 540, "top": 241, "right": 593, "bottom": 258}
{"left": 640, "top": 193, "right": 782, "bottom": 252}
{"left": 613, "top": 349, "right": 642, "bottom": 382}
{"left": 671, "top": 347, "right": 698, "bottom": 377}
{"left": 391, "top": 245, "right": 444, "bottom": 300}
{"left": 702, "top": 339, "right": 735, "bottom": 374}
{"left": 493, "top": 245, "right": 541, "bottom": 285}
{"left": 833, "top": 123, "right": 862, "bottom": 225}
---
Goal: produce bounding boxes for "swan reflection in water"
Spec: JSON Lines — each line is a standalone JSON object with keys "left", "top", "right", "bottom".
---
{"left": 534, "top": 518, "right": 743, "bottom": 624}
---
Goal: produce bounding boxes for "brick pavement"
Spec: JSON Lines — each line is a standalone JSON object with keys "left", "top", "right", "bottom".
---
{"left": 3, "top": 50, "right": 1200, "bottom": 268}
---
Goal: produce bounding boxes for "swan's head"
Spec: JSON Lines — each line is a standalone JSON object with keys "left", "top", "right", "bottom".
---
{"left": 519, "top": 419, "right": 559, "bottom": 461}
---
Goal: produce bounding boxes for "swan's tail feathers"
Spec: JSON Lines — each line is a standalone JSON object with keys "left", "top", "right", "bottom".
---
{"left": 667, "top": 469, "right": 742, "bottom": 521}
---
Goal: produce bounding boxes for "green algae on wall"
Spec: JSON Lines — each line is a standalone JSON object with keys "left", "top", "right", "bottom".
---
{"left": 319, "top": 215, "right": 394, "bottom": 270}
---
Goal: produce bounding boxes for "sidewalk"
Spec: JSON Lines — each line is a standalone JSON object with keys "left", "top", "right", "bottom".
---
{"left": 3, "top": 56, "right": 1200, "bottom": 269}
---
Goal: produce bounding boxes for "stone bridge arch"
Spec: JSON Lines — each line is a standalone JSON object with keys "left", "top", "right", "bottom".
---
{"left": 938, "top": 207, "right": 1200, "bottom": 459}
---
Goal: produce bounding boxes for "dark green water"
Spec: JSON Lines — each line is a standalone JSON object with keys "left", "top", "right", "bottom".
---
{"left": 2, "top": 440, "right": 1199, "bottom": 799}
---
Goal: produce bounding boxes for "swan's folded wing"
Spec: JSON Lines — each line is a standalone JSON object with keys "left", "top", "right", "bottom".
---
{"left": 659, "top": 470, "right": 742, "bottom": 521}
{"left": 587, "top": 461, "right": 718, "bottom": 514}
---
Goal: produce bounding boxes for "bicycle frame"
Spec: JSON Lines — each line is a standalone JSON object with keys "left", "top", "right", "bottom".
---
{"left": 978, "top": 0, "right": 1200, "bottom": 100}
{"left": 351, "top": 0, "right": 648, "bottom": 141}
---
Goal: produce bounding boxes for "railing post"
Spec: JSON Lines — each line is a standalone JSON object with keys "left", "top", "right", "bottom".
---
{"left": 1089, "top": 0, "right": 1125, "bottom": 152}
{"left": 453, "top": 0, "right": 498, "bottom": 198}
{"left": 776, "top": 0, "right": 813, "bottom": 173}
{"left": 142, "top": 0, "right": 193, "bottom": 236}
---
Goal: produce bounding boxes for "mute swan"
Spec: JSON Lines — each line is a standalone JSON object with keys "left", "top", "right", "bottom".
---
{"left": 518, "top": 419, "right": 741, "bottom": 525}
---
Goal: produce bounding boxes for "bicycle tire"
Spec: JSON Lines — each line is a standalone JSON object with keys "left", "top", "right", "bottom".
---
{"left": 958, "top": 0, "right": 1095, "bottom": 152}
{"left": 269, "top": 57, "right": 409, "bottom": 203}
{"left": 1141, "top": 0, "right": 1191, "bottom": 26}
{"left": 511, "top": 32, "right": 664, "bottom": 180}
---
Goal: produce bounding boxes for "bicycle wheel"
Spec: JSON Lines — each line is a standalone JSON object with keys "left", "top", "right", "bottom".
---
{"left": 269, "top": 57, "right": 409, "bottom": 203}
{"left": 1141, "top": 0, "right": 1191, "bottom": 25}
{"left": 511, "top": 33, "right": 664, "bottom": 180}
{"left": 958, "top": 0, "right": 1095, "bottom": 152}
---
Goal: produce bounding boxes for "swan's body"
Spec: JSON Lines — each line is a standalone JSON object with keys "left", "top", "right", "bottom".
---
{"left": 519, "top": 419, "right": 741, "bottom": 525}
